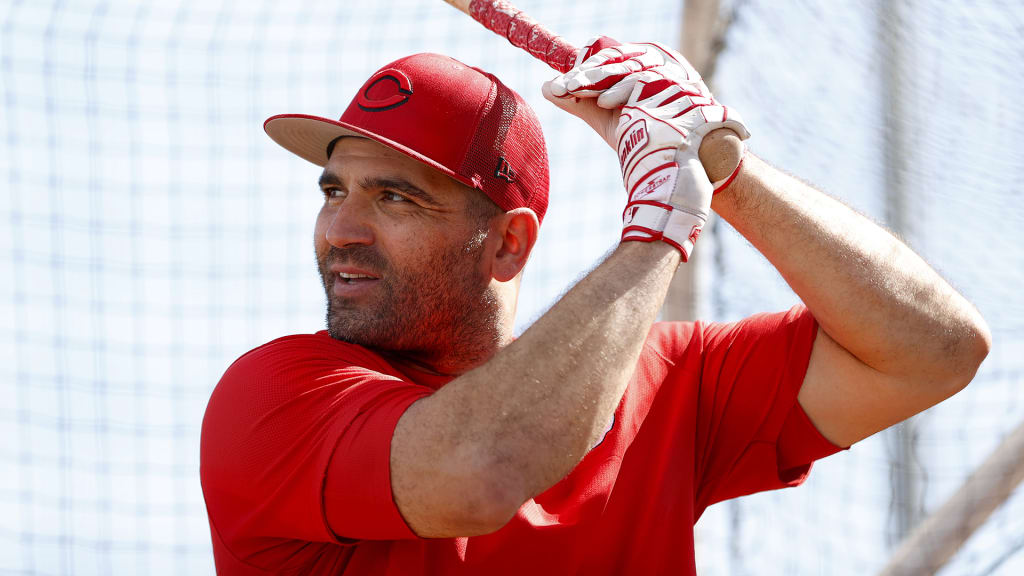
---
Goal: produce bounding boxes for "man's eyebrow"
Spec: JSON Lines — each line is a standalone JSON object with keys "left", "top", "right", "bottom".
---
{"left": 359, "top": 176, "right": 440, "bottom": 205}
{"left": 318, "top": 171, "right": 341, "bottom": 189}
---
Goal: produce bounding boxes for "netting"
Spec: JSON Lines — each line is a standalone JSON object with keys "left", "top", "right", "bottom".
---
{"left": 694, "top": 3, "right": 1024, "bottom": 575}
{"left": 1, "top": 1, "right": 1021, "bottom": 574}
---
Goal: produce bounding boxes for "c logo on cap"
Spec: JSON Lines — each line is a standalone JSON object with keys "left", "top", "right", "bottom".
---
{"left": 357, "top": 69, "right": 413, "bottom": 112}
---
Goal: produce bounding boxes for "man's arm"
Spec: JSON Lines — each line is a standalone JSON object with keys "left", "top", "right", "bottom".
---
{"left": 700, "top": 131, "right": 992, "bottom": 448}
{"left": 391, "top": 241, "right": 681, "bottom": 537}
{"left": 389, "top": 51, "right": 737, "bottom": 540}
{"left": 542, "top": 47, "right": 991, "bottom": 452}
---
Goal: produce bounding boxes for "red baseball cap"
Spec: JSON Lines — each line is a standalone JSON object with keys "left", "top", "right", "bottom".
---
{"left": 264, "top": 53, "right": 549, "bottom": 223}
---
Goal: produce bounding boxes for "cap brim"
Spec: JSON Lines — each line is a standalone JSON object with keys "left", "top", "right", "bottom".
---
{"left": 263, "top": 114, "right": 478, "bottom": 190}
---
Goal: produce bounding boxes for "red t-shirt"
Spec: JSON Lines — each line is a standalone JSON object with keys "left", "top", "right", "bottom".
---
{"left": 201, "top": 306, "right": 843, "bottom": 575}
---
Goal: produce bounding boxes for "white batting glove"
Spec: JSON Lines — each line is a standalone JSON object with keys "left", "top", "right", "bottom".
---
{"left": 567, "top": 35, "right": 621, "bottom": 70}
{"left": 550, "top": 41, "right": 751, "bottom": 259}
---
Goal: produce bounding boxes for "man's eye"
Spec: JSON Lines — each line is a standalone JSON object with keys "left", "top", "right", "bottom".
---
{"left": 322, "top": 187, "right": 345, "bottom": 200}
{"left": 383, "top": 191, "right": 407, "bottom": 202}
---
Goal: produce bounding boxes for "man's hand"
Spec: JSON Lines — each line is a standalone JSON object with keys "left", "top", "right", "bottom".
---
{"left": 613, "top": 78, "right": 716, "bottom": 259}
{"left": 544, "top": 41, "right": 750, "bottom": 260}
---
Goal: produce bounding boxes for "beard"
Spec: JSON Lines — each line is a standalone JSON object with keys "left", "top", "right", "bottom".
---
{"left": 316, "top": 231, "right": 502, "bottom": 372}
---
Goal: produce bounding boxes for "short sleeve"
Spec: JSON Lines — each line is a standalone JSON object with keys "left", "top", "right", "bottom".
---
{"left": 200, "top": 335, "right": 431, "bottom": 570}
{"left": 690, "top": 306, "right": 844, "bottom": 511}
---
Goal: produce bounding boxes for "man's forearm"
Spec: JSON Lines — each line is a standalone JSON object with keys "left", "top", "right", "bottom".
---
{"left": 391, "top": 241, "right": 680, "bottom": 535}
{"left": 470, "top": 242, "right": 679, "bottom": 495}
{"left": 702, "top": 141, "right": 990, "bottom": 384}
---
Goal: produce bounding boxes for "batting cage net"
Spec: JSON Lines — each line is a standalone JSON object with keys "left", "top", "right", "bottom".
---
{"left": 2, "top": 0, "right": 1022, "bottom": 574}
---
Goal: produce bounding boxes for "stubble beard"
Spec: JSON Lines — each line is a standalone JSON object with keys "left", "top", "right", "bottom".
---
{"left": 317, "top": 232, "right": 503, "bottom": 373}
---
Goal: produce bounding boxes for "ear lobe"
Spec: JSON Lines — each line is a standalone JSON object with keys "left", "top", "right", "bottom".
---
{"left": 492, "top": 208, "right": 539, "bottom": 282}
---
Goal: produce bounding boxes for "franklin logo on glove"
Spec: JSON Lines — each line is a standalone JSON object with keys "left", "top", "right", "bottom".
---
{"left": 618, "top": 119, "right": 649, "bottom": 167}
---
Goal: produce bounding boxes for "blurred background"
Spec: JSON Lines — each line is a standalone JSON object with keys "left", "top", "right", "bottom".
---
{"left": 2, "top": 0, "right": 1022, "bottom": 574}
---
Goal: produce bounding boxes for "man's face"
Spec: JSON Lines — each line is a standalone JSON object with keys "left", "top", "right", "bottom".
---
{"left": 314, "top": 137, "right": 501, "bottom": 370}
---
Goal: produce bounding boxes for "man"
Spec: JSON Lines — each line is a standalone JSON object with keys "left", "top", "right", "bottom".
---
{"left": 200, "top": 41, "right": 990, "bottom": 575}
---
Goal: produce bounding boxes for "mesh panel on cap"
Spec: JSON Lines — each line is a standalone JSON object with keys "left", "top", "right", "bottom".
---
{"left": 512, "top": 95, "right": 550, "bottom": 222}
{"left": 459, "top": 71, "right": 549, "bottom": 223}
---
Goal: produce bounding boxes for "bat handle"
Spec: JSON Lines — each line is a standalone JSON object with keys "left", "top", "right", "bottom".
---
{"left": 467, "top": 0, "right": 579, "bottom": 73}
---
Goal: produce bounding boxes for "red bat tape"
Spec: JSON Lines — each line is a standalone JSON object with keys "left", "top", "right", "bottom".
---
{"left": 467, "top": 0, "right": 579, "bottom": 73}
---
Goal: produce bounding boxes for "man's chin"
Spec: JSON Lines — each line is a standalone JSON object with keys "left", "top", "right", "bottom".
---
{"left": 325, "top": 325, "right": 355, "bottom": 343}
{"left": 325, "top": 321, "right": 370, "bottom": 345}
{"left": 325, "top": 313, "right": 396, "bottom": 350}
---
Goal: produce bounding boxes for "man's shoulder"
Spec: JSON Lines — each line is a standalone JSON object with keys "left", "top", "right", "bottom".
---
{"left": 207, "top": 332, "right": 407, "bottom": 418}
{"left": 203, "top": 332, "right": 413, "bottom": 455}
{"left": 200, "top": 333, "right": 428, "bottom": 562}
{"left": 227, "top": 331, "right": 395, "bottom": 377}
{"left": 234, "top": 330, "right": 354, "bottom": 360}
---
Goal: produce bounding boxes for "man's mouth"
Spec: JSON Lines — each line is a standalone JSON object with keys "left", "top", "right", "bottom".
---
{"left": 330, "top": 267, "right": 381, "bottom": 297}
{"left": 337, "top": 272, "right": 377, "bottom": 283}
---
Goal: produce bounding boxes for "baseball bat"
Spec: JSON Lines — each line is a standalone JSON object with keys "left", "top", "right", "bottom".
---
{"left": 441, "top": 0, "right": 579, "bottom": 73}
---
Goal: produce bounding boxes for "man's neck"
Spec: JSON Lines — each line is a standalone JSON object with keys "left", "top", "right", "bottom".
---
{"left": 377, "top": 330, "right": 512, "bottom": 379}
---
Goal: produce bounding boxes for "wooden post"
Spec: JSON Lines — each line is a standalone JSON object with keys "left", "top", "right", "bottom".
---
{"left": 667, "top": 0, "right": 727, "bottom": 323}
{"left": 877, "top": 419, "right": 1024, "bottom": 576}
{"left": 880, "top": 0, "right": 923, "bottom": 547}
{"left": 683, "top": 0, "right": 733, "bottom": 569}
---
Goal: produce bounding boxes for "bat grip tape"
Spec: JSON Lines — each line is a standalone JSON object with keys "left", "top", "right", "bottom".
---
{"left": 468, "top": 0, "right": 578, "bottom": 72}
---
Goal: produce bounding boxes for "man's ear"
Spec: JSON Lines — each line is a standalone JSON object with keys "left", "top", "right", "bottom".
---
{"left": 491, "top": 208, "right": 539, "bottom": 282}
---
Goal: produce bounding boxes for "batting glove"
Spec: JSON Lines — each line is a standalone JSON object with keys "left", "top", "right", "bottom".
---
{"left": 550, "top": 41, "right": 751, "bottom": 259}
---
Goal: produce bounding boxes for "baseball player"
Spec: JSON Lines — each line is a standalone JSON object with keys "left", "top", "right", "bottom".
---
{"left": 200, "top": 40, "right": 990, "bottom": 575}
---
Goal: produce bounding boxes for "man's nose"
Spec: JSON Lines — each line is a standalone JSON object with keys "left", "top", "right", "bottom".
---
{"left": 325, "top": 195, "right": 375, "bottom": 248}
